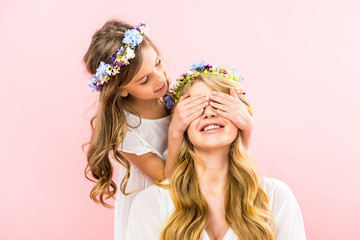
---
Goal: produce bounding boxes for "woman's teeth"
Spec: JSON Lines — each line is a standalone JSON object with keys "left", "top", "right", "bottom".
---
{"left": 203, "top": 125, "right": 220, "bottom": 131}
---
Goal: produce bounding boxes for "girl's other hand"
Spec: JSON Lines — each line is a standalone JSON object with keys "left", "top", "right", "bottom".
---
{"left": 209, "top": 88, "right": 254, "bottom": 136}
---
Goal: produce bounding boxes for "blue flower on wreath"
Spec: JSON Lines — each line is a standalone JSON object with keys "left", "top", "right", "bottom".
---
{"left": 88, "top": 77, "right": 101, "bottom": 92}
{"left": 230, "top": 68, "right": 244, "bottom": 83}
{"left": 239, "top": 76, "right": 244, "bottom": 84}
{"left": 231, "top": 68, "right": 240, "bottom": 78}
{"left": 164, "top": 95, "right": 175, "bottom": 110}
{"left": 95, "top": 62, "right": 109, "bottom": 80}
{"left": 190, "top": 61, "right": 205, "bottom": 71}
{"left": 123, "top": 29, "right": 144, "bottom": 47}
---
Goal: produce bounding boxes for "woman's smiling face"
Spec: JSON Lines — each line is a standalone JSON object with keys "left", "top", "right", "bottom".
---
{"left": 186, "top": 80, "right": 238, "bottom": 151}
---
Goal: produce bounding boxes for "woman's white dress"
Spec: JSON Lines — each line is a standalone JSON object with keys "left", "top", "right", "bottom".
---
{"left": 126, "top": 177, "right": 306, "bottom": 240}
{"left": 114, "top": 111, "right": 171, "bottom": 240}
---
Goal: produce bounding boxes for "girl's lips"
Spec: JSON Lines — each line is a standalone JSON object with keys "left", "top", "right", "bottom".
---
{"left": 155, "top": 82, "right": 166, "bottom": 93}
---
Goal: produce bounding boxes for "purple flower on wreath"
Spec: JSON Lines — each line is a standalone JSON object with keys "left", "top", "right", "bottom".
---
{"left": 164, "top": 95, "right": 175, "bottom": 110}
{"left": 110, "top": 55, "right": 116, "bottom": 66}
{"left": 116, "top": 47, "right": 124, "bottom": 56}
{"left": 190, "top": 61, "right": 205, "bottom": 71}
{"left": 203, "top": 64, "right": 212, "bottom": 71}
{"left": 122, "top": 29, "right": 143, "bottom": 47}
{"left": 136, "top": 23, "right": 146, "bottom": 32}
{"left": 180, "top": 73, "right": 188, "bottom": 79}
{"left": 118, "top": 61, "right": 124, "bottom": 67}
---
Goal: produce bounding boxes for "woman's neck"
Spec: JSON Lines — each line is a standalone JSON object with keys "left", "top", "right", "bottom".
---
{"left": 195, "top": 147, "right": 230, "bottom": 239}
{"left": 124, "top": 97, "right": 168, "bottom": 119}
{"left": 194, "top": 147, "right": 229, "bottom": 195}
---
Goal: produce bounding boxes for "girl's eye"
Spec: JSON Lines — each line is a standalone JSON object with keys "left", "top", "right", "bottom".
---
{"left": 156, "top": 58, "right": 162, "bottom": 66}
{"left": 140, "top": 78, "right": 149, "bottom": 85}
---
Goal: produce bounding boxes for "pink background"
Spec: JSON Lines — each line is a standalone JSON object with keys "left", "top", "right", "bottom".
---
{"left": 1, "top": 0, "right": 359, "bottom": 239}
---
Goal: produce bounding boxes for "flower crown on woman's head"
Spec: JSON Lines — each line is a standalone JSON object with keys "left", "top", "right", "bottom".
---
{"left": 164, "top": 61, "right": 249, "bottom": 110}
{"left": 88, "top": 23, "right": 149, "bottom": 92}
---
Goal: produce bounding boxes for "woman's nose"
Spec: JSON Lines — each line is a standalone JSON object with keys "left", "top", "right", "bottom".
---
{"left": 202, "top": 104, "right": 218, "bottom": 119}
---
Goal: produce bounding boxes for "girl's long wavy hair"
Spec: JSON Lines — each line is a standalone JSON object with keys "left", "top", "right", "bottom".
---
{"left": 160, "top": 75, "right": 276, "bottom": 239}
{"left": 83, "top": 20, "right": 160, "bottom": 207}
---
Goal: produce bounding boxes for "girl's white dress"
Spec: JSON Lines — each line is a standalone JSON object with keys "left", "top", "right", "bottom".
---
{"left": 126, "top": 177, "right": 306, "bottom": 240}
{"left": 114, "top": 111, "right": 171, "bottom": 240}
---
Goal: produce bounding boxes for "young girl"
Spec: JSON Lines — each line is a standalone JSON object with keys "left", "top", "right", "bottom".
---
{"left": 83, "top": 20, "right": 254, "bottom": 240}
{"left": 126, "top": 64, "right": 306, "bottom": 240}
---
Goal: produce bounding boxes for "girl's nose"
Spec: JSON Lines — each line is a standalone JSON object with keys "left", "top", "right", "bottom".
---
{"left": 154, "top": 67, "right": 166, "bottom": 83}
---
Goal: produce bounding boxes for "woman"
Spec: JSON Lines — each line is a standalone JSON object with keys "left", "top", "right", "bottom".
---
{"left": 125, "top": 64, "right": 306, "bottom": 240}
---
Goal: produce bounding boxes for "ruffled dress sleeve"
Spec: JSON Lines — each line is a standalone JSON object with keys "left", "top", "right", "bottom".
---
{"left": 262, "top": 177, "right": 306, "bottom": 240}
{"left": 120, "top": 127, "right": 160, "bottom": 156}
{"left": 118, "top": 111, "right": 170, "bottom": 159}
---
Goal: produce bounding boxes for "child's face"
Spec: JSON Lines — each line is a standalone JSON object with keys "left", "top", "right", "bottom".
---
{"left": 121, "top": 46, "right": 167, "bottom": 100}
{"left": 186, "top": 81, "right": 238, "bottom": 151}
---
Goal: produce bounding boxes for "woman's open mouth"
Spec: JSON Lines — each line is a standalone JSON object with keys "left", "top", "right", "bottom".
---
{"left": 200, "top": 123, "right": 225, "bottom": 134}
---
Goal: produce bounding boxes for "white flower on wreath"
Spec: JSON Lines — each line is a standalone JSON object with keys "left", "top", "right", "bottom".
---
{"left": 126, "top": 47, "right": 135, "bottom": 59}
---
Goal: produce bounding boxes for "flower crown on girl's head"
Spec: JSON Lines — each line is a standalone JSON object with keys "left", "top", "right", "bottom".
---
{"left": 164, "top": 61, "right": 251, "bottom": 111}
{"left": 88, "top": 23, "right": 149, "bottom": 92}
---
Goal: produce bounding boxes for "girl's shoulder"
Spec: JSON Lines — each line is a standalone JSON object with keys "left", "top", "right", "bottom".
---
{"left": 124, "top": 110, "right": 171, "bottom": 126}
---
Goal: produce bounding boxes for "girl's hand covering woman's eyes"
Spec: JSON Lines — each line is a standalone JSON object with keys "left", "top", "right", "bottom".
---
{"left": 209, "top": 88, "right": 254, "bottom": 147}
{"left": 169, "top": 94, "right": 209, "bottom": 135}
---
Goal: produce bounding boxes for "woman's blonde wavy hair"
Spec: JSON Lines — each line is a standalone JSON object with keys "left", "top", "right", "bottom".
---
{"left": 83, "top": 20, "right": 161, "bottom": 207}
{"left": 160, "top": 74, "right": 276, "bottom": 239}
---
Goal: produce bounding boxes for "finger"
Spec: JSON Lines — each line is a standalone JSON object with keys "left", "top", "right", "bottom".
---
{"left": 179, "top": 94, "right": 206, "bottom": 105}
{"left": 217, "top": 109, "right": 253, "bottom": 131}
{"left": 182, "top": 97, "right": 209, "bottom": 111}
{"left": 209, "top": 101, "right": 230, "bottom": 112}
{"left": 183, "top": 101, "right": 209, "bottom": 118}
{"left": 178, "top": 93, "right": 190, "bottom": 102}
{"left": 215, "top": 109, "right": 234, "bottom": 122}
{"left": 230, "top": 88, "right": 238, "bottom": 98}
{"left": 187, "top": 107, "right": 204, "bottom": 121}
{"left": 211, "top": 92, "right": 248, "bottom": 110}
{"left": 209, "top": 93, "right": 234, "bottom": 106}
{"left": 211, "top": 91, "right": 240, "bottom": 104}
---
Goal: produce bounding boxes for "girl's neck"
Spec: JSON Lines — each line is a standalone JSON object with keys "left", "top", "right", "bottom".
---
{"left": 124, "top": 96, "right": 168, "bottom": 119}
{"left": 194, "top": 147, "right": 229, "bottom": 195}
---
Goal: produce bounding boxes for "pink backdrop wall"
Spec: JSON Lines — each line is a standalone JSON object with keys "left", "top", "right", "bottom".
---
{"left": 1, "top": 0, "right": 359, "bottom": 239}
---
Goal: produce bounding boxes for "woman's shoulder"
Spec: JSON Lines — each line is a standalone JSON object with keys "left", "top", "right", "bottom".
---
{"left": 126, "top": 185, "right": 171, "bottom": 239}
{"left": 260, "top": 177, "right": 306, "bottom": 239}
{"left": 260, "top": 177, "right": 299, "bottom": 216}
{"left": 129, "top": 184, "right": 173, "bottom": 223}
{"left": 260, "top": 177, "right": 294, "bottom": 198}
{"left": 133, "top": 185, "right": 162, "bottom": 201}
